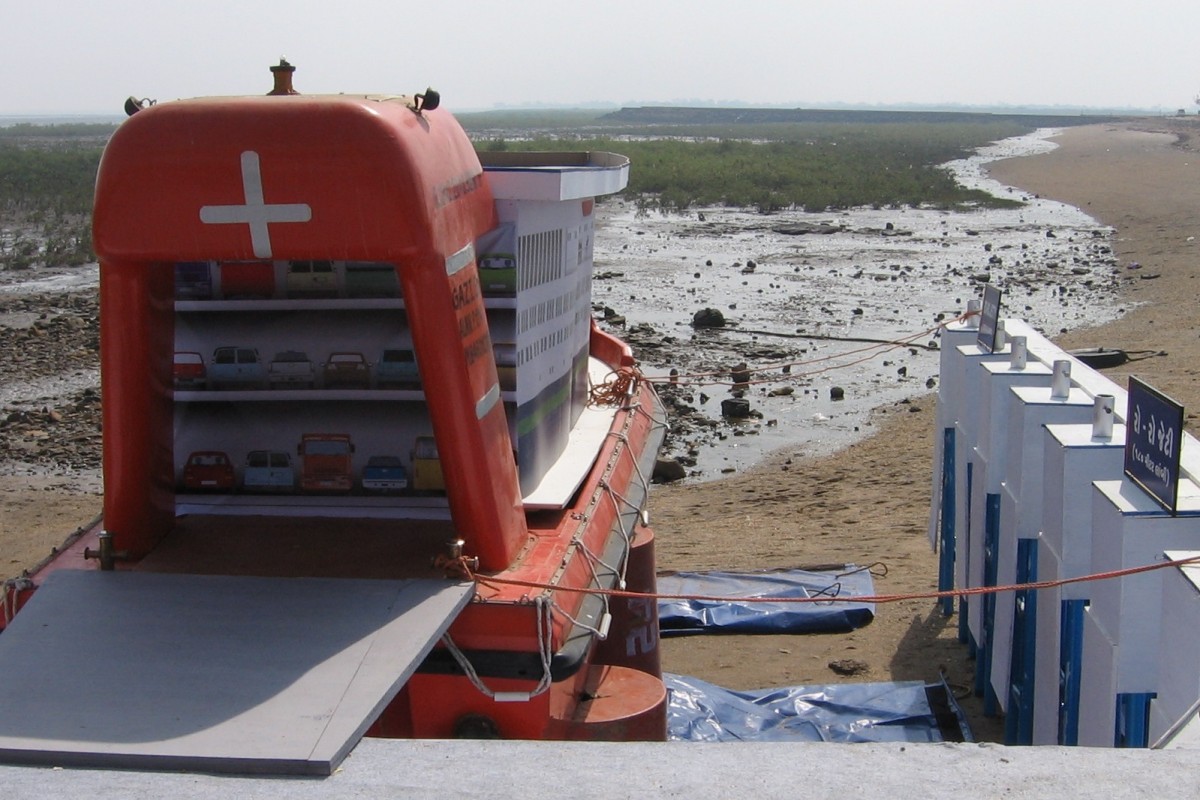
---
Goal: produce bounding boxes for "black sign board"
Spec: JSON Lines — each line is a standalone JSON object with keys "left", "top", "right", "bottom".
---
{"left": 1124, "top": 376, "right": 1185, "bottom": 513}
{"left": 976, "top": 284, "right": 1002, "bottom": 352}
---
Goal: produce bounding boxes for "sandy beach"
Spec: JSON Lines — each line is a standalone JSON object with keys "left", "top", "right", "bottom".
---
{"left": 3, "top": 118, "right": 1198, "bottom": 742}
{"left": 651, "top": 118, "right": 1200, "bottom": 739}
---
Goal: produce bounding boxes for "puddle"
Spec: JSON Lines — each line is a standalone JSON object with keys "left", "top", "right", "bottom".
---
{"left": 592, "top": 129, "right": 1123, "bottom": 478}
{"left": 0, "top": 263, "right": 98, "bottom": 294}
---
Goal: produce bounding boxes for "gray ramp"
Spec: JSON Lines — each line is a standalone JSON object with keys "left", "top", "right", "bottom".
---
{"left": 0, "top": 570, "right": 472, "bottom": 775}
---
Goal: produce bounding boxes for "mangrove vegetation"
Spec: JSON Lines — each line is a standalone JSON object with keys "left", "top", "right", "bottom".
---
{"left": 1, "top": 111, "right": 1044, "bottom": 270}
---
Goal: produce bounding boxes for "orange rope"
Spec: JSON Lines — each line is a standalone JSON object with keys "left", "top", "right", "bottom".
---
{"left": 645, "top": 311, "right": 972, "bottom": 386}
{"left": 446, "top": 553, "right": 1200, "bottom": 607}
{"left": 589, "top": 367, "right": 638, "bottom": 405}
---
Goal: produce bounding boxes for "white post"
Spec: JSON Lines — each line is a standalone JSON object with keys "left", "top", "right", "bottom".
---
{"left": 1051, "top": 359, "right": 1072, "bottom": 399}
{"left": 966, "top": 299, "right": 982, "bottom": 330}
{"left": 1009, "top": 336, "right": 1028, "bottom": 370}
{"left": 1093, "top": 395, "right": 1115, "bottom": 440}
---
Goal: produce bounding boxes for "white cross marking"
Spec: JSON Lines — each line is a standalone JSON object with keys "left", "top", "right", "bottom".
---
{"left": 199, "top": 151, "right": 312, "bottom": 259}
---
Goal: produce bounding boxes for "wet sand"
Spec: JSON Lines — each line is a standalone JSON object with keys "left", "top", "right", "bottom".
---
{"left": 652, "top": 118, "right": 1200, "bottom": 740}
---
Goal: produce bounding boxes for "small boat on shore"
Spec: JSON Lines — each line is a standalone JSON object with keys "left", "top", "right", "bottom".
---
{"left": 0, "top": 62, "right": 666, "bottom": 775}
{"left": 1067, "top": 347, "right": 1129, "bottom": 369}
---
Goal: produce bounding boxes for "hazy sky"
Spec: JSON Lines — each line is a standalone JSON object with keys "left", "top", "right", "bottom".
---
{"left": 5, "top": 0, "right": 1199, "bottom": 115}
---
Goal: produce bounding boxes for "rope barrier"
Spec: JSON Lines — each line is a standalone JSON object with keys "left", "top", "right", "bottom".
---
{"left": 641, "top": 311, "right": 971, "bottom": 387}
{"left": 452, "top": 552, "right": 1200, "bottom": 608}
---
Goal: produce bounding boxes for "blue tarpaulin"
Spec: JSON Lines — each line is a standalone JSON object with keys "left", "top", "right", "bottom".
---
{"left": 666, "top": 673, "right": 970, "bottom": 743}
{"left": 657, "top": 567, "right": 876, "bottom": 635}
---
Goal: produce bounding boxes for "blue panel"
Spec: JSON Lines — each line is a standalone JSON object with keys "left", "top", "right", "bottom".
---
{"left": 980, "top": 493, "right": 1001, "bottom": 716}
{"left": 960, "top": 461, "right": 974, "bottom": 645}
{"left": 1115, "top": 692, "right": 1156, "bottom": 748}
{"left": 938, "top": 427, "right": 956, "bottom": 617}
{"left": 1005, "top": 539, "right": 1038, "bottom": 745}
{"left": 1058, "top": 599, "right": 1087, "bottom": 745}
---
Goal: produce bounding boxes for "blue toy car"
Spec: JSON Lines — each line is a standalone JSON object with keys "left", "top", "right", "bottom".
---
{"left": 375, "top": 349, "right": 420, "bottom": 389}
{"left": 242, "top": 450, "right": 296, "bottom": 493}
{"left": 360, "top": 455, "right": 408, "bottom": 493}
{"left": 208, "top": 346, "right": 267, "bottom": 390}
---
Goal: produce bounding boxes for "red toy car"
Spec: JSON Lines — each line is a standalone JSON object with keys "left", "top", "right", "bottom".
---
{"left": 181, "top": 450, "right": 236, "bottom": 491}
{"left": 172, "top": 351, "right": 207, "bottom": 389}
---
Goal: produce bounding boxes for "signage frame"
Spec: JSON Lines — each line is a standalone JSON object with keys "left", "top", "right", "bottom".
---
{"left": 1124, "top": 376, "right": 1185, "bottom": 514}
{"left": 976, "top": 284, "right": 1002, "bottom": 353}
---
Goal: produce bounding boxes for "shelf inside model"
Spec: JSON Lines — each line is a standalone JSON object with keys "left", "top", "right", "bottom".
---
{"left": 175, "top": 296, "right": 517, "bottom": 312}
{"left": 174, "top": 491, "right": 453, "bottom": 520}
{"left": 173, "top": 389, "right": 518, "bottom": 403}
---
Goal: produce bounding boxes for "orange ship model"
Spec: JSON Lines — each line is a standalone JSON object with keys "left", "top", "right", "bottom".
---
{"left": 0, "top": 62, "right": 666, "bottom": 775}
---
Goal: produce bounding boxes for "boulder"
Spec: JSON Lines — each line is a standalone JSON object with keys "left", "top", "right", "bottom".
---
{"left": 652, "top": 458, "right": 687, "bottom": 483}
{"left": 692, "top": 307, "right": 726, "bottom": 328}
{"left": 720, "top": 398, "right": 752, "bottom": 418}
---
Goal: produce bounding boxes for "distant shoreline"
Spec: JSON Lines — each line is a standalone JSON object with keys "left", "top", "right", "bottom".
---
{"left": 0, "top": 115, "right": 123, "bottom": 127}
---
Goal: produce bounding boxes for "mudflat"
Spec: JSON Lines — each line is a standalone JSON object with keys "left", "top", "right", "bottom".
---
{"left": 3, "top": 119, "right": 1198, "bottom": 742}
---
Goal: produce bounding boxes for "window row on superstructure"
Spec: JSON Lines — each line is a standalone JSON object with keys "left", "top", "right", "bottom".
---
{"left": 519, "top": 287, "right": 586, "bottom": 333}
{"left": 517, "top": 323, "right": 575, "bottom": 367}
{"left": 517, "top": 229, "right": 564, "bottom": 291}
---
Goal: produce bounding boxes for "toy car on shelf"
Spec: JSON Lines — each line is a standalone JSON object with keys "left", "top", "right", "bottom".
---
{"left": 360, "top": 455, "right": 408, "bottom": 494}
{"left": 375, "top": 349, "right": 420, "bottom": 389}
{"left": 268, "top": 350, "right": 316, "bottom": 389}
{"left": 322, "top": 352, "right": 371, "bottom": 389}
{"left": 172, "top": 351, "right": 207, "bottom": 389}
{"left": 286, "top": 260, "right": 339, "bottom": 298}
{"left": 478, "top": 253, "right": 517, "bottom": 296}
{"left": 173, "top": 261, "right": 213, "bottom": 300}
{"left": 410, "top": 436, "right": 444, "bottom": 493}
{"left": 242, "top": 450, "right": 296, "bottom": 493}
{"left": 297, "top": 433, "right": 355, "bottom": 493}
{"left": 344, "top": 261, "right": 400, "bottom": 298}
{"left": 181, "top": 450, "right": 235, "bottom": 491}
{"left": 209, "top": 346, "right": 267, "bottom": 390}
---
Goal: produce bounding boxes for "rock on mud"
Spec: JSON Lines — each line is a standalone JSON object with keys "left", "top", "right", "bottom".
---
{"left": 691, "top": 307, "right": 726, "bottom": 328}
{"left": 720, "top": 398, "right": 752, "bottom": 419}
{"left": 652, "top": 458, "right": 687, "bottom": 483}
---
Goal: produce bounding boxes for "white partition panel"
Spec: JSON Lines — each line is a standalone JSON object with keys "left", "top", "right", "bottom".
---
{"left": 964, "top": 359, "right": 1051, "bottom": 648}
{"left": 1089, "top": 481, "right": 1200, "bottom": 687}
{"left": 1079, "top": 607, "right": 1119, "bottom": 747}
{"left": 1150, "top": 551, "right": 1200, "bottom": 747}
{"left": 992, "top": 386, "right": 1094, "bottom": 714}
{"left": 1033, "top": 422, "right": 1127, "bottom": 745}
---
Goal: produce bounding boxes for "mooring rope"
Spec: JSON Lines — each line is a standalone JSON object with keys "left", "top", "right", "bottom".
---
{"left": 450, "top": 552, "right": 1200, "bottom": 608}
{"left": 640, "top": 311, "right": 970, "bottom": 387}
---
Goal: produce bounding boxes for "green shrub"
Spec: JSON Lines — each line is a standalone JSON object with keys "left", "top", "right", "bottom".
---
{"left": 477, "top": 122, "right": 1030, "bottom": 212}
